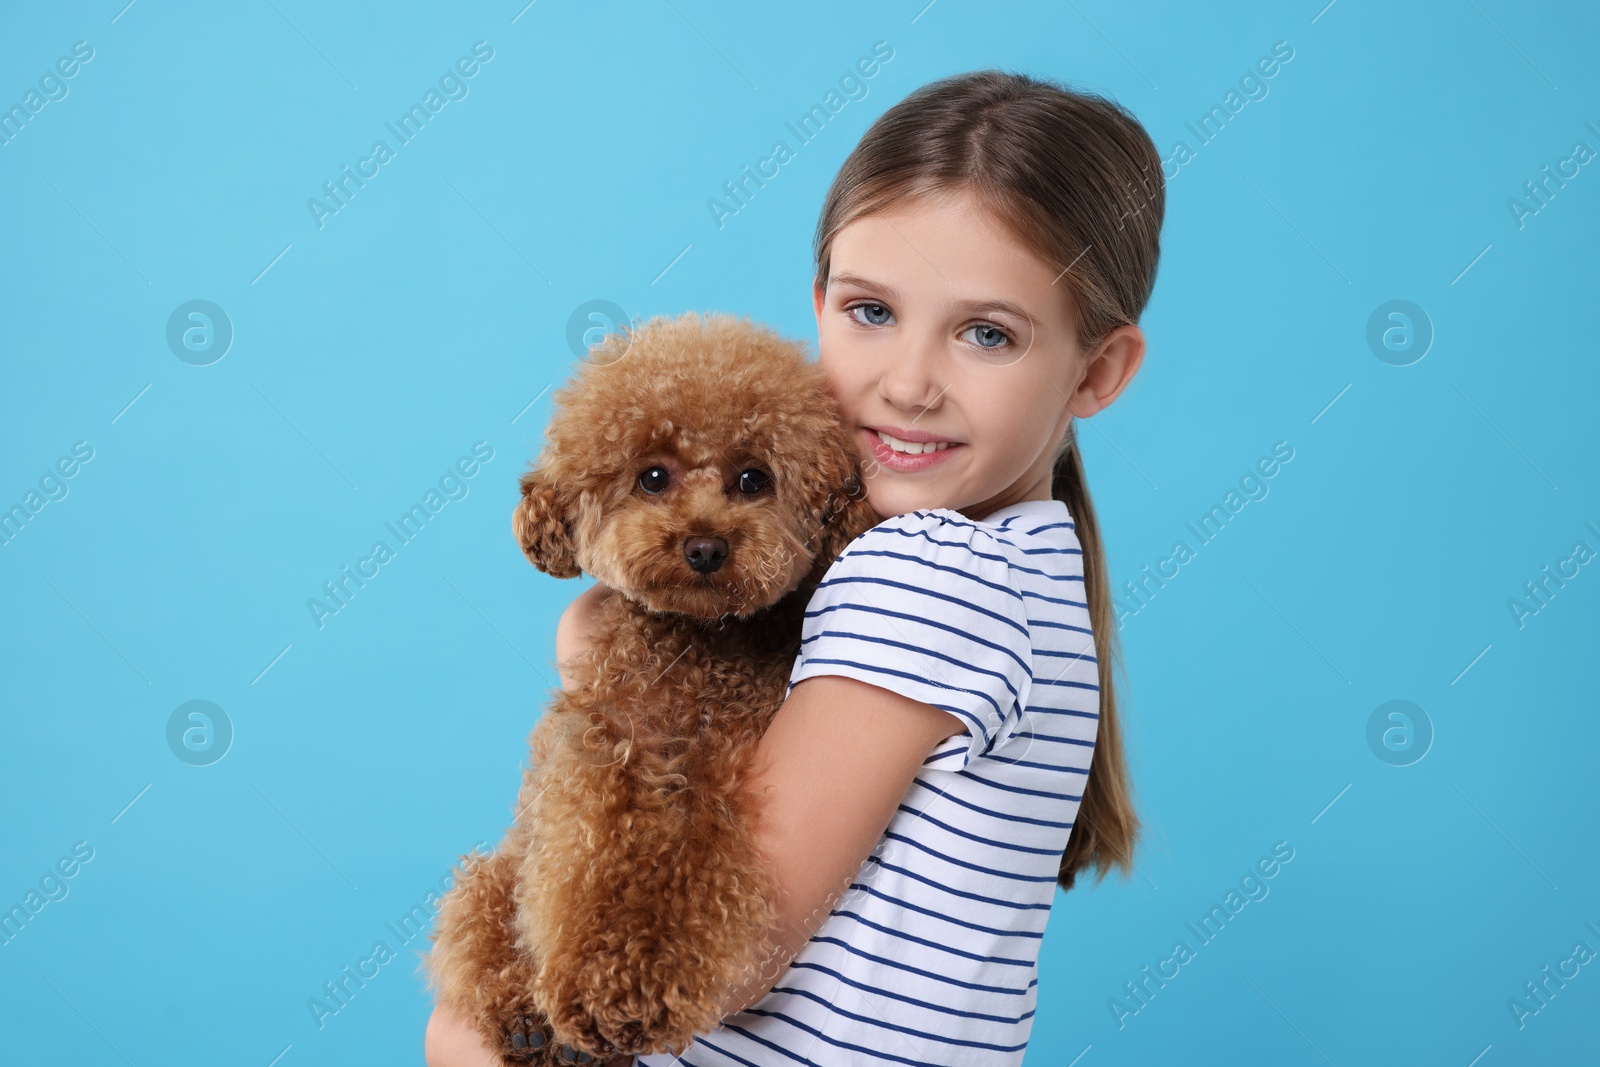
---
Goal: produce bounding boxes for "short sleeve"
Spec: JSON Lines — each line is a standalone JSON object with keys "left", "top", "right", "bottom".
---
{"left": 786, "top": 509, "right": 1034, "bottom": 770}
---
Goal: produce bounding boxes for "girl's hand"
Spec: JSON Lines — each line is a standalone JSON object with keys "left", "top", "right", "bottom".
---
{"left": 557, "top": 582, "right": 616, "bottom": 688}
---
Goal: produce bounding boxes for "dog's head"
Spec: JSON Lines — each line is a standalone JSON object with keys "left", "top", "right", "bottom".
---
{"left": 515, "top": 311, "right": 878, "bottom": 620}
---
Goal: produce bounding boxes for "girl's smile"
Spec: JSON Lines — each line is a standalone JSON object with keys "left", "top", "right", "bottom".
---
{"left": 862, "top": 424, "right": 963, "bottom": 472}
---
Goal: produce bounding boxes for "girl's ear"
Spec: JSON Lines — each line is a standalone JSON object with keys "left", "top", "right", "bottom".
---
{"left": 513, "top": 467, "right": 581, "bottom": 578}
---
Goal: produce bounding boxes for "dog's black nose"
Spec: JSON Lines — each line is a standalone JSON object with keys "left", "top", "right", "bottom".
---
{"left": 684, "top": 535, "right": 728, "bottom": 574}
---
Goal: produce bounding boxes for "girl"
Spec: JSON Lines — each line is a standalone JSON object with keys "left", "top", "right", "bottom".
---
{"left": 428, "top": 68, "right": 1160, "bottom": 1066}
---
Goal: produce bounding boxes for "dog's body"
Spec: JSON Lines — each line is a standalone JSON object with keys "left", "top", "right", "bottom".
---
{"left": 426, "top": 312, "right": 877, "bottom": 1063}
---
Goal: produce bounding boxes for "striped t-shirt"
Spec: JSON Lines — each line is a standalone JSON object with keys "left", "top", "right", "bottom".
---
{"left": 636, "top": 497, "right": 1099, "bottom": 1067}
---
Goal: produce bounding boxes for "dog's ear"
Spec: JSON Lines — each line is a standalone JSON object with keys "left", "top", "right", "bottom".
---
{"left": 801, "top": 412, "right": 882, "bottom": 585}
{"left": 810, "top": 471, "right": 879, "bottom": 570}
{"left": 513, "top": 466, "right": 581, "bottom": 578}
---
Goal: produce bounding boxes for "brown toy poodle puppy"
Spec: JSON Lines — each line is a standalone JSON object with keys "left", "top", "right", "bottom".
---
{"left": 425, "top": 311, "right": 878, "bottom": 1063}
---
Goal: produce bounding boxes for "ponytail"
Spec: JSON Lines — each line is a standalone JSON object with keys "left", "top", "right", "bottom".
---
{"left": 1051, "top": 427, "right": 1140, "bottom": 891}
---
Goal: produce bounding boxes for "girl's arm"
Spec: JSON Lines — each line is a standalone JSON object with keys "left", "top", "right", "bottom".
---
{"left": 711, "top": 673, "right": 963, "bottom": 1017}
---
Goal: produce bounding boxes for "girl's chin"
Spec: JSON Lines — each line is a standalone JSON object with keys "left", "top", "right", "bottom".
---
{"left": 862, "top": 483, "right": 952, "bottom": 520}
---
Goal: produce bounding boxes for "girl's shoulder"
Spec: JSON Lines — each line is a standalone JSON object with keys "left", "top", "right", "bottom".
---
{"left": 832, "top": 499, "right": 1078, "bottom": 582}
{"left": 794, "top": 499, "right": 1080, "bottom": 767}
{"left": 809, "top": 499, "right": 1080, "bottom": 637}
{"left": 825, "top": 507, "right": 1015, "bottom": 600}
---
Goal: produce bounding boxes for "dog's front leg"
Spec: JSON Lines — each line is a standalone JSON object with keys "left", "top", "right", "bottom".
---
{"left": 428, "top": 728, "right": 600, "bottom": 1067}
{"left": 596, "top": 780, "right": 782, "bottom": 1054}
{"left": 427, "top": 835, "right": 571, "bottom": 1065}
{"left": 521, "top": 712, "right": 779, "bottom": 1056}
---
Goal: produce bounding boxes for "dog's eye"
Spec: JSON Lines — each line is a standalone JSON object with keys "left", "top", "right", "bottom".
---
{"left": 736, "top": 469, "right": 771, "bottom": 495}
{"left": 638, "top": 466, "right": 670, "bottom": 494}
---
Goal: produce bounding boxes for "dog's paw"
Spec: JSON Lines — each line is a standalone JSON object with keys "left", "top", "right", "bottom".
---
{"left": 545, "top": 987, "right": 695, "bottom": 1058}
{"left": 501, "top": 1010, "right": 596, "bottom": 1067}
{"left": 518, "top": 998, "right": 624, "bottom": 1062}
{"left": 502, "top": 1011, "right": 548, "bottom": 1063}
{"left": 543, "top": 999, "right": 612, "bottom": 1059}
{"left": 500, "top": 1011, "right": 614, "bottom": 1065}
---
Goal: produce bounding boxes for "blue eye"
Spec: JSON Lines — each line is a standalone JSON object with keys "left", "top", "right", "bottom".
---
{"left": 964, "top": 323, "right": 1012, "bottom": 349}
{"left": 847, "top": 302, "right": 893, "bottom": 327}
{"left": 847, "top": 302, "right": 1013, "bottom": 351}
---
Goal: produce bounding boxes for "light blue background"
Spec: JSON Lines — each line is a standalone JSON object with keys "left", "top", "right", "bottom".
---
{"left": 2, "top": 1, "right": 1597, "bottom": 1064}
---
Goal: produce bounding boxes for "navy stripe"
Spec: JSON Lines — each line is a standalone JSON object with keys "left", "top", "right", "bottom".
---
{"left": 870, "top": 515, "right": 1068, "bottom": 559}
{"left": 869, "top": 523, "right": 1020, "bottom": 565}
{"left": 831, "top": 908, "right": 1036, "bottom": 965}
{"left": 884, "top": 831, "right": 1059, "bottom": 883}
{"left": 800, "top": 655, "right": 1006, "bottom": 724}
{"left": 857, "top": 521, "right": 1081, "bottom": 579}
{"left": 813, "top": 574, "right": 1029, "bottom": 637}
{"left": 872, "top": 856, "right": 1055, "bottom": 909}
{"left": 958, "top": 769, "right": 1084, "bottom": 802}
{"left": 991, "top": 752, "right": 1090, "bottom": 774}
{"left": 1003, "top": 549, "right": 1083, "bottom": 573}
{"left": 825, "top": 550, "right": 1011, "bottom": 607}
{"left": 869, "top": 525, "right": 1084, "bottom": 580}
{"left": 736, "top": 1006, "right": 1027, "bottom": 1062}
{"left": 844, "top": 879, "right": 1047, "bottom": 938}
{"left": 1017, "top": 588, "right": 1094, "bottom": 614}
{"left": 1035, "top": 645, "right": 1099, "bottom": 664}
{"left": 806, "top": 633, "right": 1017, "bottom": 710}
{"left": 1019, "top": 543, "right": 1080, "bottom": 555}
{"left": 742, "top": 996, "right": 1031, "bottom": 1057}
{"left": 1015, "top": 728, "right": 1095, "bottom": 747}
{"left": 709, "top": 1026, "right": 817, "bottom": 1066}
{"left": 805, "top": 600, "right": 1032, "bottom": 673}
{"left": 1035, "top": 676, "right": 1100, "bottom": 692}
{"left": 908, "top": 777, "right": 1075, "bottom": 830}
{"left": 806, "top": 934, "right": 1034, "bottom": 995}
{"left": 1028, "top": 704, "right": 1100, "bottom": 721}
{"left": 914, "top": 506, "right": 1074, "bottom": 540}
{"left": 1033, "top": 617, "right": 1094, "bottom": 636}
{"left": 784, "top": 960, "right": 1037, "bottom": 1023}
{"left": 896, "top": 802, "right": 1063, "bottom": 856}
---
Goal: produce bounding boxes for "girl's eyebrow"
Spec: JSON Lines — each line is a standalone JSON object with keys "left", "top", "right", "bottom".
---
{"left": 830, "top": 272, "right": 1038, "bottom": 324}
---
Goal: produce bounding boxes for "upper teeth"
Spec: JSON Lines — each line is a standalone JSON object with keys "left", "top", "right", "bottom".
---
{"left": 877, "top": 430, "right": 951, "bottom": 455}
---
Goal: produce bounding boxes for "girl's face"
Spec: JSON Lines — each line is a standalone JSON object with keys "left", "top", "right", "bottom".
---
{"left": 814, "top": 188, "right": 1142, "bottom": 521}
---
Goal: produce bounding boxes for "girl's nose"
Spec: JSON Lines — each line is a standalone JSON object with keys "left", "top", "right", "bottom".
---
{"left": 878, "top": 336, "right": 946, "bottom": 412}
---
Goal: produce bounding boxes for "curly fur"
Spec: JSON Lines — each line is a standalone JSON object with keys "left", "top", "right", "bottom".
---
{"left": 426, "top": 311, "right": 879, "bottom": 1062}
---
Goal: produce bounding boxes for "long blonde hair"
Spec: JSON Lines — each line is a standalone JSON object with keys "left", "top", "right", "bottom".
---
{"left": 812, "top": 70, "right": 1163, "bottom": 892}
